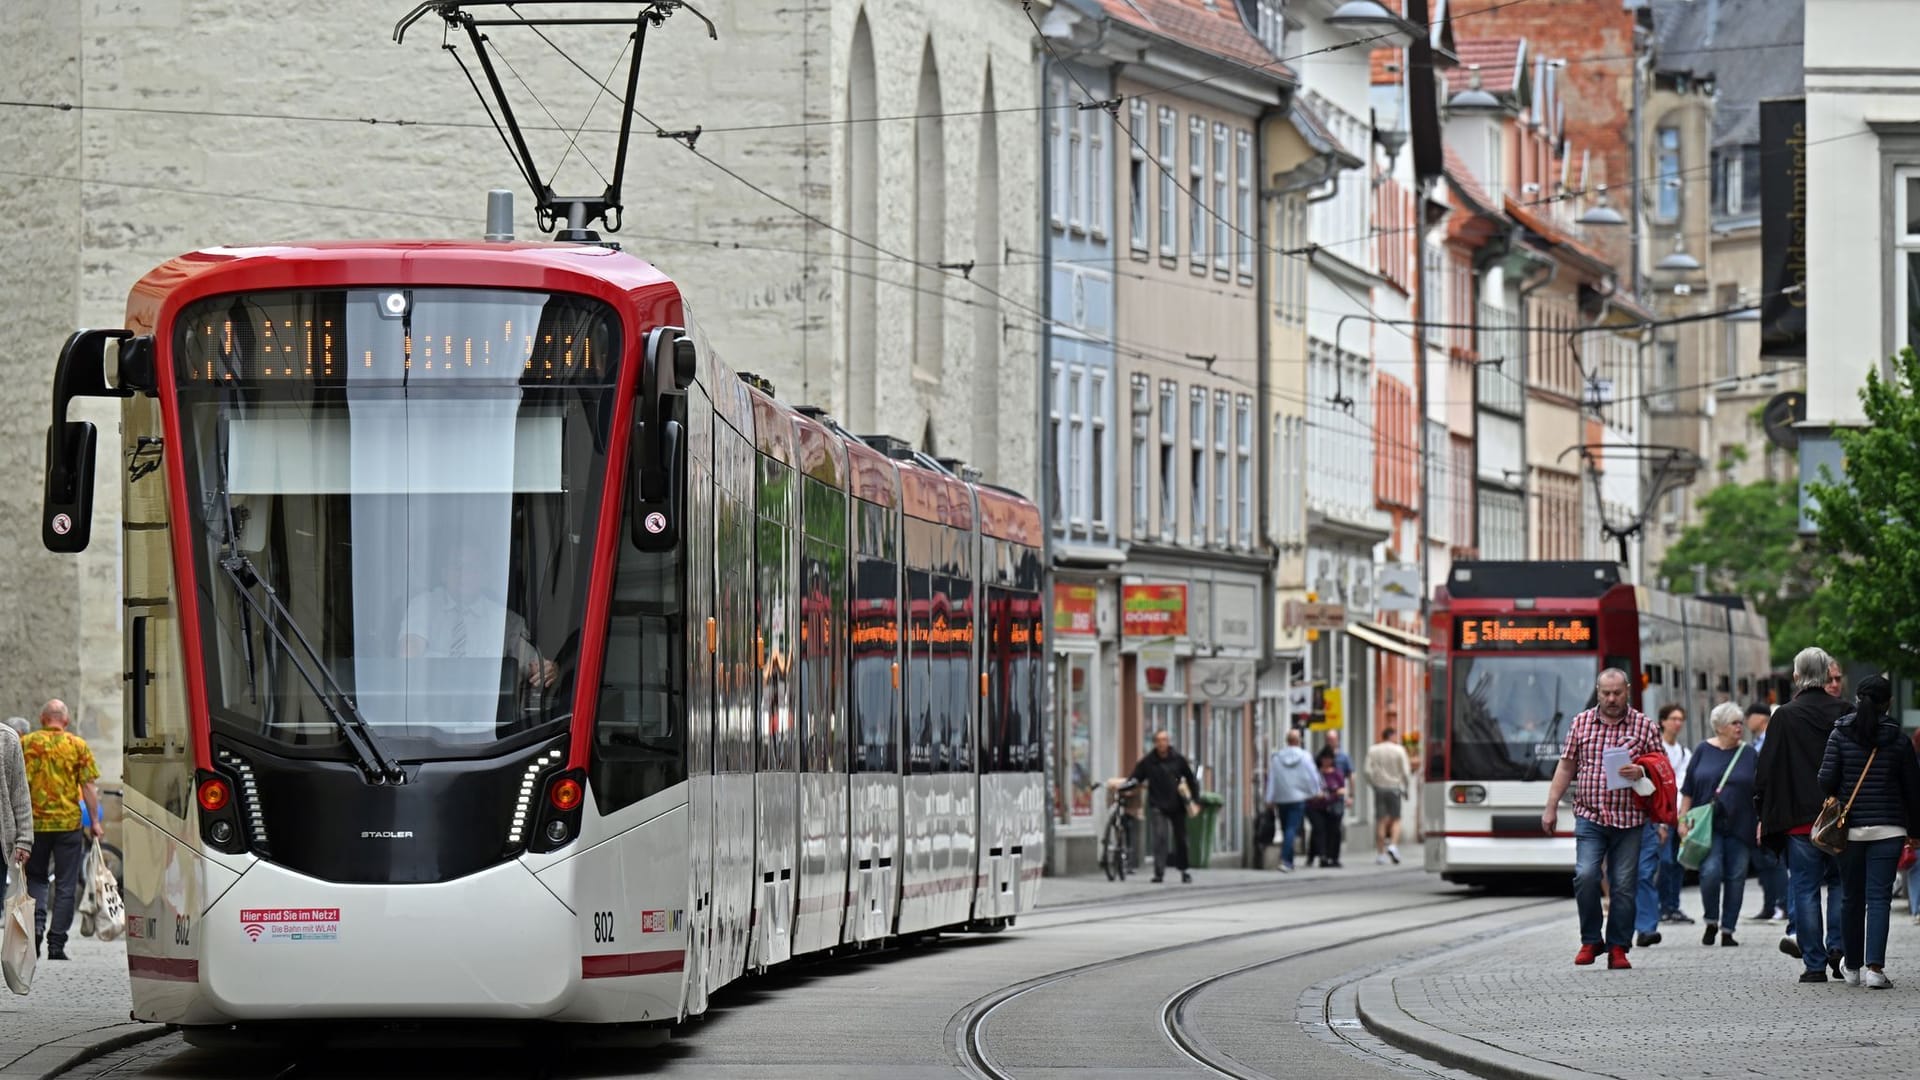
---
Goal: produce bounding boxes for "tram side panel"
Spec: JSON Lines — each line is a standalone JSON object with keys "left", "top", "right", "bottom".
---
{"left": 710, "top": 416, "right": 757, "bottom": 991}
{"left": 750, "top": 448, "right": 799, "bottom": 969}
{"left": 681, "top": 382, "right": 717, "bottom": 1019}
{"left": 793, "top": 474, "right": 851, "bottom": 954}
{"left": 938, "top": 521, "right": 980, "bottom": 930}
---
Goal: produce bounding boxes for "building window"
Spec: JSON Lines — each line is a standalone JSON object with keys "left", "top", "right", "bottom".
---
{"left": 1130, "top": 374, "right": 1150, "bottom": 535}
{"left": 1213, "top": 390, "right": 1230, "bottom": 545}
{"left": 1049, "top": 362, "right": 1064, "bottom": 523}
{"left": 1898, "top": 169, "right": 1920, "bottom": 351}
{"left": 1189, "top": 386, "right": 1207, "bottom": 544}
{"left": 1129, "top": 99, "right": 1149, "bottom": 253}
{"left": 1478, "top": 487, "right": 1525, "bottom": 561}
{"left": 1090, "top": 108, "right": 1107, "bottom": 240}
{"left": 1159, "top": 379, "right": 1177, "bottom": 539}
{"left": 1067, "top": 369, "right": 1085, "bottom": 526}
{"left": 1158, "top": 108, "right": 1178, "bottom": 259}
{"left": 1234, "top": 395, "right": 1252, "bottom": 548}
{"left": 1189, "top": 116, "right": 1207, "bottom": 271}
{"left": 1068, "top": 104, "right": 1085, "bottom": 232}
{"left": 1235, "top": 130, "right": 1254, "bottom": 280}
{"left": 1213, "top": 122, "right": 1230, "bottom": 274}
{"left": 1254, "top": 1, "right": 1285, "bottom": 59}
{"left": 1654, "top": 126, "right": 1681, "bottom": 222}
{"left": 1090, "top": 371, "right": 1108, "bottom": 531}
{"left": 1476, "top": 303, "right": 1523, "bottom": 415}
{"left": 1049, "top": 78, "right": 1067, "bottom": 228}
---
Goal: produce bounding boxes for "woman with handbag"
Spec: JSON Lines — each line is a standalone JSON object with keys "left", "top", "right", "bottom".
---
{"left": 1815, "top": 674, "right": 1920, "bottom": 988}
{"left": 1677, "top": 702, "right": 1758, "bottom": 947}
{"left": 1306, "top": 748, "right": 1348, "bottom": 868}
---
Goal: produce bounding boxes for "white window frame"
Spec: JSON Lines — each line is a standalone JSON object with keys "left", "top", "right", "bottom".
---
{"left": 1213, "top": 122, "right": 1231, "bottom": 275}
{"left": 1129, "top": 99, "right": 1150, "bottom": 254}
{"left": 1049, "top": 78, "right": 1068, "bottom": 229}
{"left": 1159, "top": 380, "right": 1179, "bottom": 540}
{"left": 1234, "top": 394, "right": 1252, "bottom": 548}
{"left": 1090, "top": 108, "right": 1108, "bottom": 241}
{"left": 1655, "top": 126, "right": 1681, "bottom": 223}
{"left": 1189, "top": 386, "right": 1207, "bottom": 544}
{"left": 1235, "top": 130, "right": 1254, "bottom": 281}
{"left": 1158, "top": 108, "right": 1178, "bottom": 259}
{"left": 1068, "top": 367, "right": 1086, "bottom": 528}
{"left": 1212, "top": 390, "right": 1230, "bottom": 545}
{"left": 1090, "top": 370, "right": 1108, "bottom": 532}
{"left": 1189, "top": 116, "right": 1207, "bottom": 271}
{"left": 1068, "top": 105, "right": 1085, "bottom": 233}
{"left": 1897, "top": 168, "right": 1920, "bottom": 353}
{"left": 1723, "top": 151, "right": 1744, "bottom": 217}
{"left": 1130, "top": 374, "right": 1150, "bottom": 535}
{"left": 1049, "top": 362, "right": 1065, "bottom": 525}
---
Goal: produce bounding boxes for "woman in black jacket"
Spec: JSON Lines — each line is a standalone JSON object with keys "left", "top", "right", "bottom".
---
{"left": 1817, "top": 674, "right": 1920, "bottom": 988}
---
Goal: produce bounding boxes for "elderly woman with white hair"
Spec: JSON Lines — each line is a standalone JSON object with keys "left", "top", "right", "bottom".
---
{"left": 1679, "top": 701, "right": 1760, "bottom": 946}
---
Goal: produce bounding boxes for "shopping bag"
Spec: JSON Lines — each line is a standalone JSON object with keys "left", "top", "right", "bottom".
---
{"left": 1677, "top": 803, "right": 1714, "bottom": 870}
{"left": 87, "top": 841, "right": 125, "bottom": 943}
{"left": 3, "top": 873, "right": 35, "bottom": 995}
{"left": 77, "top": 845, "right": 98, "bottom": 938}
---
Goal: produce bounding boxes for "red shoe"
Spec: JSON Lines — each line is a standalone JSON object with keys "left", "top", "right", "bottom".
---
{"left": 1607, "top": 947, "right": 1632, "bottom": 970}
{"left": 1575, "top": 943, "right": 1601, "bottom": 965}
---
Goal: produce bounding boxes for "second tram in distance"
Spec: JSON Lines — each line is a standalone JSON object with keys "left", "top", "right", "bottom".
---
{"left": 1421, "top": 560, "right": 1769, "bottom": 884}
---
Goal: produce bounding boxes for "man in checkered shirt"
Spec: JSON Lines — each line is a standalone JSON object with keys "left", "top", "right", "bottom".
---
{"left": 1542, "top": 668, "right": 1661, "bottom": 969}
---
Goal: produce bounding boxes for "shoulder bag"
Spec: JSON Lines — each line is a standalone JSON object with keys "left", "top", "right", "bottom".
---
{"left": 1811, "top": 747, "right": 1879, "bottom": 857}
{"left": 1678, "top": 744, "right": 1745, "bottom": 871}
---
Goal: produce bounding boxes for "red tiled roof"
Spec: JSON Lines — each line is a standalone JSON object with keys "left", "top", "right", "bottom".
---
{"left": 1096, "top": 0, "right": 1293, "bottom": 79}
{"left": 1453, "top": 37, "right": 1524, "bottom": 96}
{"left": 1443, "top": 144, "right": 1497, "bottom": 215}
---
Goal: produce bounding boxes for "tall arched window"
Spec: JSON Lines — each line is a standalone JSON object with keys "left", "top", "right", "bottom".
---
{"left": 844, "top": 13, "right": 879, "bottom": 431}
{"left": 914, "top": 41, "right": 946, "bottom": 384}
{"left": 971, "top": 64, "right": 1002, "bottom": 480}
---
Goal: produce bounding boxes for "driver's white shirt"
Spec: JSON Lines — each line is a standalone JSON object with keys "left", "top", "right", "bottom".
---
{"left": 400, "top": 587, "right": 537, "bottom": 665}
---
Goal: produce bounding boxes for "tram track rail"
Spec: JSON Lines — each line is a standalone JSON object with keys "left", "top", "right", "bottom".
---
{"left": 948, "top": 887, "right": 1543, "bottom": 1068}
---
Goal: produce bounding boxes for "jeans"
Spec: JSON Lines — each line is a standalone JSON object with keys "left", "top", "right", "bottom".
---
{"left": 1907, "top": 863, "right": 1920, "bottom": 918}
{"left": 1308, "top": 804, "right": 1345, "bottom": 865}
{"left": 1658, "top": 826, "right": 1684, "bottom": 914}
{"left": 1787, "top": 835, "right": 1848, "bottom": 973}
{"left": 1698, "top": 834, "right": 1751, "bottom": 932}
{"left": 1752, "top": 843, "right": 1790, "bottom": 919}
{"left": 1840, "top": 836, "right": 1905, "bottom": 970}
{"left": 1150, "top": 805, "right": 1190, "bottom": 877}
{"left": 1276, "top": 802, "right": 1306, "bottom": 868}
{"left": 1634, "top": 823, "right": 1663, "bottom": 933}
{"left": 1573, "top": 817, "right": 1643, "bottom": 949}
{"left": 24, "top": 829, "right": 84, "bottom": 950}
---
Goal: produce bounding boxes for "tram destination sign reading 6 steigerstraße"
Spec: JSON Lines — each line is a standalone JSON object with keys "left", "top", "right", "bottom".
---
{"left": 1454, "top": 615, "right": 1596, "bottom": 651}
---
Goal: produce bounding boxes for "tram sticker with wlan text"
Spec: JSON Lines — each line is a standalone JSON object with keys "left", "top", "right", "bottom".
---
{"left": 639, "top": 910, "right": 684, "bottom": 934}
{"left": 239, "top": 908, "right": 341, "bottom": 943}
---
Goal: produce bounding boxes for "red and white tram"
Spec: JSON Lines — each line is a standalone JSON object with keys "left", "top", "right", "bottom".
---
{"left": 39, "top": 240, "right": 1047, "bottom": 1035}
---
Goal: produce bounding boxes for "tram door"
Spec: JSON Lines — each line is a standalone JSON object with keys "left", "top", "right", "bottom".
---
{"left": 682, "top": 385, "right": 716, "bottom": 1018}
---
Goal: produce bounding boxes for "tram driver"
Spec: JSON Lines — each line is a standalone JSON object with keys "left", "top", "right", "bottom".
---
{"left": 398, "top": 539, "right": 560, "bottom": 692}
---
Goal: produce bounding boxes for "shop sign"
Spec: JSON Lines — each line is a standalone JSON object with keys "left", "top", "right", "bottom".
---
{"left": 1309, "top": 687, "right": 1344, "bottom": 732}
{"left": 1376, "top": 564, "right": 1421, "bottom": 613}
{"left": 1053, "top": 584, "right": 1099, "bottom": 637}
{"left": 1138, "top": 645, "right": 1177, "bottom": 695}
{"left": 1299, "top": 602, "right": 1346, "bottom": 631}
{"left": 1190, "top": 658, "right": 1256, "bottom": 704}
{"left": 1122, "top": 584, "right": 1188, "bottom": 638}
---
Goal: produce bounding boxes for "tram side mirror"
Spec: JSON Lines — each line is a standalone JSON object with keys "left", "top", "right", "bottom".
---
{"left": 43, "top": 329, "right": 151, "bottom": 554}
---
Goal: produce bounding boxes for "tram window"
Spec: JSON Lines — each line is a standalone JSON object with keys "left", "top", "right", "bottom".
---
{"left": 1448, "top": 654, "right": 1598, "bottom": 783}
{"left": 927, "top": 567, "right": 951, "bottom": 774}
{"left": 945, "top": 568, "right": 974, "bottom": 773}
{"left": 906, "top": 564, "right": 934, "bottom": 774}
{"left": 756, "top": 455, "right": 796, "bottom": 773}
{"left": 593, "top": 493, "right": 689, "bottom": 816}
{"left": 850, "top": 501, "right": 899, "bottom": 774}
{"left": 986, "top": 586, "right": 1016, "bottom": 772}
{"left": 799, "top": 478, "right": 847, "bottom": 776}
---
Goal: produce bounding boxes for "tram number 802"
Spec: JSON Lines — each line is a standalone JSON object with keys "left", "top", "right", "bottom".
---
{"left": 592, "top": 911, "right": 616, "bottom": 944}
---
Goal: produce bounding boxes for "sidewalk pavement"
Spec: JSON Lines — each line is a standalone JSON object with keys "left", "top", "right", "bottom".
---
{"left": 1360, "top": 904, "right": 1920, "bottom": 1079}
{"left": 0, "top": 932, "right": 148, "bottom": 1080}
{"left": 1038, "top": 859, "right": 1401, "bottom": 907}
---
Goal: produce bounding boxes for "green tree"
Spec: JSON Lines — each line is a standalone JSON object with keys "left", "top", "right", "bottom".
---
{"left": 1658, "top": 478, "right": 1829, "bottom": 668}
{"left": 1808, "top": 347, "right": 1920, "bottom": 674}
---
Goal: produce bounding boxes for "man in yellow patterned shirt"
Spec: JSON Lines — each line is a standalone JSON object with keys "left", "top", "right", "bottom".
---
{"left": 22, "top": 699, "right": 101, "bottom": 961}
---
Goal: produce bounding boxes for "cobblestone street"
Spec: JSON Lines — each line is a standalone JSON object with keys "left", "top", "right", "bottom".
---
{"left": 0, "top": 928, "right": 145, "bottom": 1079}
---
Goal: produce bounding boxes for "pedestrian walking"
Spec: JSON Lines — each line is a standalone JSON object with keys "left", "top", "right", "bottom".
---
{"left": 1366, "top": 726, "right": 1414, "bottom": 865}
{"left": 1655, "top": 704, "right": 1695, "bottom": 925}
{"left": 20, "top": 700, "right": 103, "bottom": 960}
{"left": 1756, "top": 647, "right": 1852, "bottom": 981}
{"left": 1746, "top": 701, "right": 1791, "bottom": 924}
{"left": 1322, "top": 730, "right": 1355, "bottom": 785}
{"left": 1265, "top": 728, "right": 1321, "bottom": 873}
{"left": 0, "top": 722, "right": 29, "bottom": 889}
{"left": 1816, "top": 675, "right": 1920, "bottom": 989}
{"left": 1306, "top": 747, "right": 1348, "bottom": 868}
{"left": 1679, "top": 703, "right": 1758, "bottom": 947}
{"left": 1541, "top": 668, "right": 1660, "bottom": 969}
{"left": 1126, "top": 730, "right": 1201, "bottom": 884}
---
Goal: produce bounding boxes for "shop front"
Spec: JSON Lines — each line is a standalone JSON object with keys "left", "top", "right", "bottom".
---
{"left": 1049, "top": 575, "right": 1115, "bottom": 874}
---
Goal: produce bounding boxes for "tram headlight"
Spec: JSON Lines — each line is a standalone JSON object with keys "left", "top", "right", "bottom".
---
{"left": 544, "top": 820, "right": 570, "bottom": 844}
{"left": 1448, "top": 784, "right": 1487, "bottom": 805}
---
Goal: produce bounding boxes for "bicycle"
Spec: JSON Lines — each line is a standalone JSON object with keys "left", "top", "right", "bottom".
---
{"left": 1100, "top": 778, "right": 1142, "bottom": 882}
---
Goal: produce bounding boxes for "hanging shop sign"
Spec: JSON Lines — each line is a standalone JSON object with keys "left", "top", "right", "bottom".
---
{"left": 1053, "top": 584, "right": 1098, "bottom": 637}
{"left": 1121, "top": 583, "right": 1188, "bottom": 638}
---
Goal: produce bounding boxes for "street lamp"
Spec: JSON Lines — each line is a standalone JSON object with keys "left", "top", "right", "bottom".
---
{"left": 1577, "top": 186, "right": 1627, "bottom": 227}
{"left": 1447, "top": 66, "right": 1503, "bottom": 114}
{"left": 1654, "top": 233, "right": 1701, "bottom": 273}
{"left": 1327, "top": 0, "right": 1419, "bottom": 46}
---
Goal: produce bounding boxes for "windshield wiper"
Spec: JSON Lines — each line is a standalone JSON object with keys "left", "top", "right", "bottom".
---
{"left": 217, "top": 553, "right": 408, "bottom": 785}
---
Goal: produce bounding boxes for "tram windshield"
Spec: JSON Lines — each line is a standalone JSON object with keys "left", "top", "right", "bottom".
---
{"left": 173, "top": 288, "right": 623, "bottom": 762}
{"left": 1448, "top": 655, "right": 1599, "bottom": 782}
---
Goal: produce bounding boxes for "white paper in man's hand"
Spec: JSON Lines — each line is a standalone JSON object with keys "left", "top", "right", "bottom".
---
{"left": 1602, "top": 747, "right": 1633, "bottom": 790}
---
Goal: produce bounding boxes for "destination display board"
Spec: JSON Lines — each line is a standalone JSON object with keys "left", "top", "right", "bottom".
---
{"left": 1453, "top": 615, "right": 1596, "bottom": 651}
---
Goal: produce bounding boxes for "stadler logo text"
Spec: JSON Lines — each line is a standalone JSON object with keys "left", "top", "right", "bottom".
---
{"left": 361, "top": 830, "right": 414, "bottom": 839}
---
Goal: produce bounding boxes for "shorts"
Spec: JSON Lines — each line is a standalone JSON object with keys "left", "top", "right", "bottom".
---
{"left": 1374, "top": 787, "right": 1403, "bottom": 818}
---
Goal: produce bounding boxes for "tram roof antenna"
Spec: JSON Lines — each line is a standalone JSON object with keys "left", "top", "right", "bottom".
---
{"left": 394, "top": 1, "right": 718, "bottom": 241}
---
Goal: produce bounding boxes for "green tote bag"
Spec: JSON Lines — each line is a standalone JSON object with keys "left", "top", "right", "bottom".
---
{"left": 1678, "top": 744, "right": 1744, "bottom": 871}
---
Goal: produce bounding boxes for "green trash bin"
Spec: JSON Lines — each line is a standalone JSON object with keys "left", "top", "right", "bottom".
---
{"left": 1185, "top": 792, "right": 1225, "bottom": 869}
